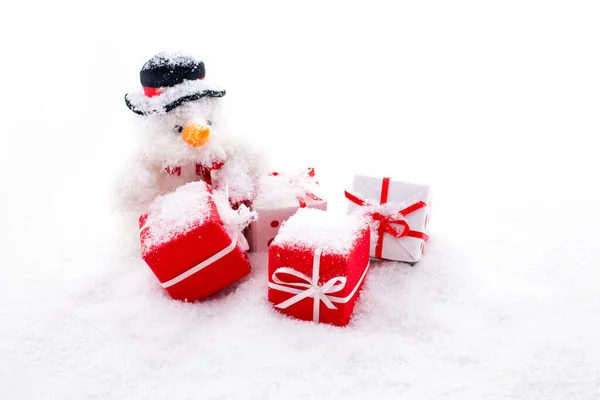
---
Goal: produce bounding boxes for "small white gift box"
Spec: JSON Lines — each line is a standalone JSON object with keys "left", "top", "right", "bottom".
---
{"left": 345, "top": 175, "right": 431, "bottom": 263}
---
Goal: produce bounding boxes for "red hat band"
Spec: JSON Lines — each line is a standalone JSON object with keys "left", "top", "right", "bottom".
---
{"left": 143, "top": 87, "right": 164, "bottom": 97}
{"left": 142, "top": 77, "right": 205, "bottom": 98}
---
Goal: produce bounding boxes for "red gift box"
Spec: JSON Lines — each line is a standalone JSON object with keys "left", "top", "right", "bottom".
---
{"left": 267, "top": 208, "right": 370, "bottom": 326}
{"left": 139, "top": 182, "right": 251, "bottom": 302}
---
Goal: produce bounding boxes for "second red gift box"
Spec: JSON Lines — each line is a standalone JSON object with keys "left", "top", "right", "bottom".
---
{"left": 268, "top": 208, "right": 370, "bottom": 326}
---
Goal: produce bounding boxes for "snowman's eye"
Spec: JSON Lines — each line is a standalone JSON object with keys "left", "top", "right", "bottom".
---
{"left": 174, "top": 125, "right": 183, "bottom": 134}
{"left": 206, "top": 120, "right": 212, "bottom": 126}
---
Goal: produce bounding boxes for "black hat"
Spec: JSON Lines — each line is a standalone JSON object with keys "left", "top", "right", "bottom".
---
{"left": 124, "top": 52, "right": 226, "bottom": 116}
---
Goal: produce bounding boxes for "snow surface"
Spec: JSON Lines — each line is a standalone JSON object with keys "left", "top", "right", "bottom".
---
{"left": 253, "top": 171, "right": 324, "bottom": 209}
{"left": 2, "top": 1, "right": 600, "bottom": 399}
{"left": 273, "top": 208, "right": 368, "bottom": 255}
{"left": 141, "top": 181, "right": 213, "bottom": 250}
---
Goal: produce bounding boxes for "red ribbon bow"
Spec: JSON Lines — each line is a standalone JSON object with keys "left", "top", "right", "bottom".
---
{"left": 195, "top": 161, "right": 224, "bottom": 186}
{"left": 164, "top": 161, "right": 225, "bottom": 186}
{"left": 345, "top": 177, "right": 428, "bottom": 259}
{"left": 270, "top": 167, "right": 323, "bottom": 208}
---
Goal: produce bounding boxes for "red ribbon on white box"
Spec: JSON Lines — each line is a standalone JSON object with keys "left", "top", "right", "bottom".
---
{"left": 269, "top": 168, "right": 324, "bottom": 208}
{"left": 268, "top": 248, "right": 370, "bottom": 323}
{"left": 345, "top": 177, "right": 428, "bottom": 259}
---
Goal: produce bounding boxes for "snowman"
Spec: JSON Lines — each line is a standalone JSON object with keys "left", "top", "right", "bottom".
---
{"left": 117, "top": 52, "right": 264, "bottom": 217}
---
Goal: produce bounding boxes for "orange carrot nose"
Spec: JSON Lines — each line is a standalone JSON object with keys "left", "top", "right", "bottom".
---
{"left": 182, "top": 124, "right": 211, "bottom": 147}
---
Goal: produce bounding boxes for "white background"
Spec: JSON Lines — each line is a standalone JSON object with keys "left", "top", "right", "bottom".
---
{"left": 1, "top": 0, "right": 599, "bottom": 398}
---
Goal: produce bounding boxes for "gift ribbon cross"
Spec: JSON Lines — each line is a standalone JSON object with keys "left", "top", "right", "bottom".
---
{"left": 345, "top": 177, "right": 429, "bottom": 259}
{"left": 268, "top": 248, "right": 370, "bottom": 323}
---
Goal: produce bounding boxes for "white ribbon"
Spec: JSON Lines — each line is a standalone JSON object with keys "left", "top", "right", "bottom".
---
{"left": 159, "top": 237, "right": 238, "bottom": 288}
{"left": 140, "top": 220, "right": 239, "bottom": 288}
{"left": 138, "top": 182, "right": 249, "bottom": 289}
{"left": 267, "top": 249, "right": 370, "bottom": 322}
{"left": 231, "top": 230, "right": 249, "bottom": 252}
{"left": 215, "top": 182, "right": 256, "bottom": 252}
{"left": 223, "top": 202, "right": 254, "bottom": 252}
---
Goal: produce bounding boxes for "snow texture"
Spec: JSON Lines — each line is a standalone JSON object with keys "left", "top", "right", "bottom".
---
{"left": 273, "top": 208, "right": 368, "bottom": 255}
{"left": 125, "top": 79, "right": 225, "bottom": 116}
{"left": 141, "top": 181, "right": 213, "bottom": 250}
{"left": 253, "top": 170, "right": 323, "bottom": 209}
{"left": 115, "top": 93, "right": 265, "bottom": 217}
{"left": 141, "top": 51, "right": 198, "bottom": 71}
{"left": 2, "top": 1, "right": 600, "bottom": 399}
{"left": 213, "top": 187, "right": 257, "bottom": 250}
{"left": 213, "top": 142, "right": 264, "bottom": 205}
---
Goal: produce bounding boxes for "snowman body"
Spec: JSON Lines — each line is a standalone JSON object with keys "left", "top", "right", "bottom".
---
{"left": 117, "top": 53, "right": 263, "bottom": 216}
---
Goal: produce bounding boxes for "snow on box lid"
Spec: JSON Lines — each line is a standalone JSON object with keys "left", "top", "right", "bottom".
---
{"left": 141, "top": 181, "right": 215, "bottom": 249}
{"left": 273, "top": 208, "right": 368, "bottom": 255}
{"left": 252, "top": 173, "right": 323, "bottom": 209}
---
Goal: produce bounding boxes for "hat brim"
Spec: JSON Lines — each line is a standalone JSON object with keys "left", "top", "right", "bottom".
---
{"left": 124, "top": 80, "right": 226, "bottom": 116}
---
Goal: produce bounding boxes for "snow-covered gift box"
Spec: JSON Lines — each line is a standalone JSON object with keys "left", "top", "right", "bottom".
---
{"left": 268, "top": 208, "right": 370, "bottom": 326}
{"left": 247, "top": 168, "right": 327, "bottom": 252}
{"left": 345, "top": 175, "right": 431, "bottom": 263}
{"left": 139, "top": 181, "right": 254, "bottom": 302}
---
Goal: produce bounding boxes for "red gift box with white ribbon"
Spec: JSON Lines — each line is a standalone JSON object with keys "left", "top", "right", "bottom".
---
{"left": 247, "top": 168, "right": 327, "bottom": 252}
{"left": 267, "top": 208, "right": 370, "bottom": 326}
{"left": 345, "top": 175, "right": 431, "bottom": 263}
{"left": 139, "top": 181, "right": 253, "bottom": 302}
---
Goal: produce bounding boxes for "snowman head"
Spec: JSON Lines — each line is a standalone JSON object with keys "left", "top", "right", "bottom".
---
{"left": 125, "top": 52, "right": 229, "bottom": 166}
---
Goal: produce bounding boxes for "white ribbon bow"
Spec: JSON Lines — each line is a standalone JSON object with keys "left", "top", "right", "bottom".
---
{"left": 268, "top": 249, "right": 370, "bottom": 323}
{"left": 224, "top": 202, "right": 254, "bottom": 251}
{"left": 215, "top": 182, "right": 257, "bottom": 252}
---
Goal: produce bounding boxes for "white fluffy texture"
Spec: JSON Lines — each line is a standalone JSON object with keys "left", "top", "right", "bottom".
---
{"left": 273, "top": 208, "right": 368, "bottom": 255}
{"left": 3, "top": 2, "right": 600, "bottom": 399}
{"left": 136, "top": 99, "right": 227, "bottom": 167}
{"left": 213, "top": 187, "right": 257, "bottom": 248}
{"left": 353, "top": 200, "right": 410, "bottom": 235}
{"left": 125, "top": 79, "right": 225, "bottom": 115}
{"left": 116, "top": 96, "right": 265, "bottom": 216}
{"left": 141, "top": 182, "right": 256, "bottom": 252}
{"left": 212, "top": 142, "right": 264, "bottom": 205}
{"left": 141, "top": 181, "right": 213, "bottom": 250}
{"left": 253, "top": 171, "right": 324, "bottom": 209}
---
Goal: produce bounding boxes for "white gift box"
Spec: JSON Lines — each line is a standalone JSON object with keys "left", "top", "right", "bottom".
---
{"left": 247, "top": 170, "right": 327, "bottom": 252}
{"left": 346, "top": 175, "right": 431, "bottom": 263}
